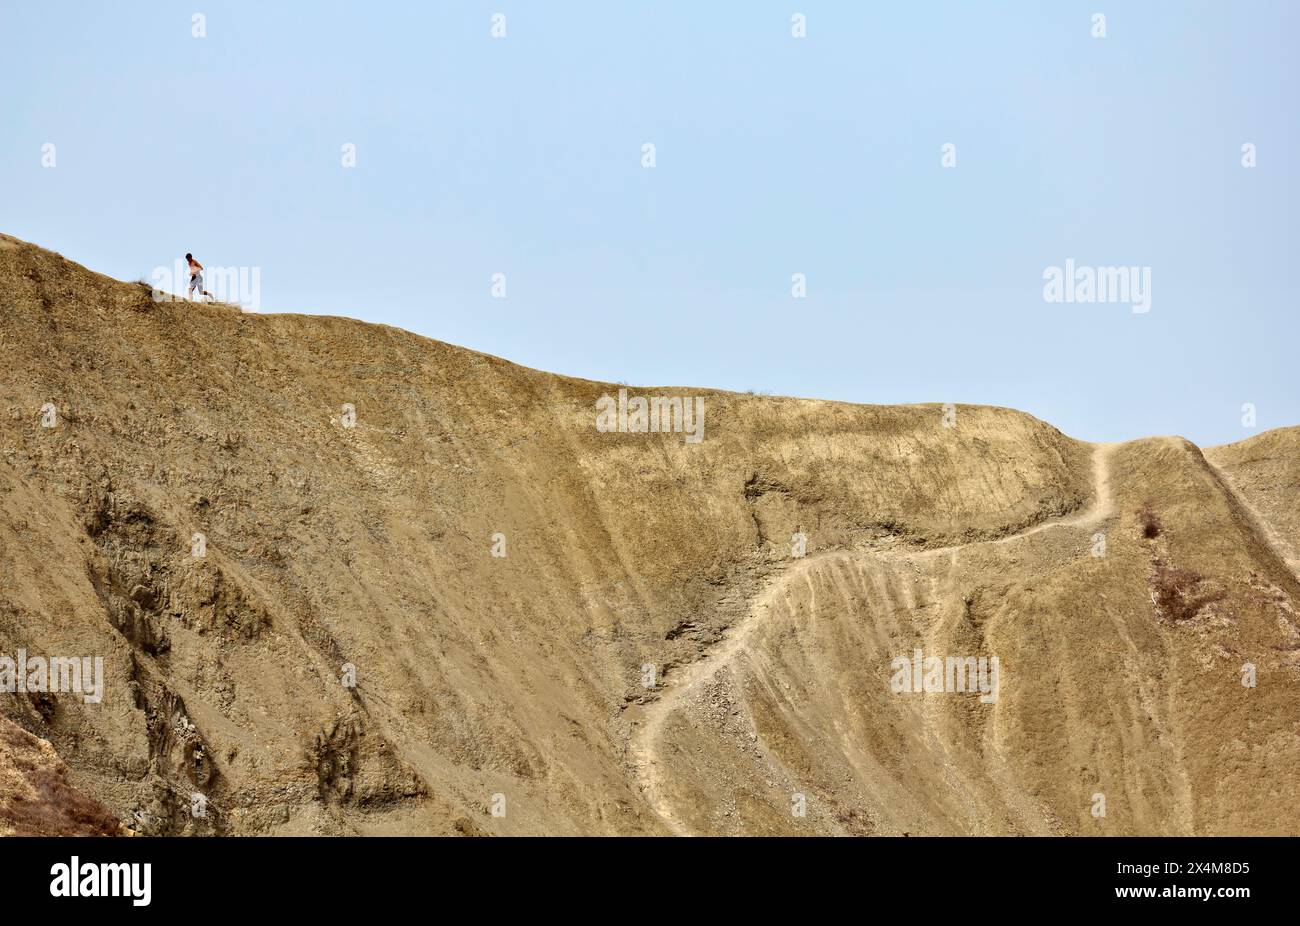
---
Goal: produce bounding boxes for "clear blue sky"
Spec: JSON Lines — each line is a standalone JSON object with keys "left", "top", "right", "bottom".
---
{"left": 3, "top": 1, "right": 1296, "bottom": 445}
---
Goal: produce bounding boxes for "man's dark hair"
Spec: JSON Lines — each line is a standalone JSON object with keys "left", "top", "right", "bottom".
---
{"left": 185, "top": 253, "right": 192, "bottom": 260}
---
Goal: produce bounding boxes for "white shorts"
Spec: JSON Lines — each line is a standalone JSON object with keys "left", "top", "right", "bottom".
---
{"left": 189, "top": 273, "right": 203, "bottom": 292}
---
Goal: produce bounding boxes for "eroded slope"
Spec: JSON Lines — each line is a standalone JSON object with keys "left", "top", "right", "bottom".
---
{"left": 1, "top": 233, "right": 1296, "bottom": 835}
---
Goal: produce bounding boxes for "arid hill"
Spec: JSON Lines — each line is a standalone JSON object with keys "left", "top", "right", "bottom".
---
{"left": 1, "top": 233, "right": 1297, "bottom": 835}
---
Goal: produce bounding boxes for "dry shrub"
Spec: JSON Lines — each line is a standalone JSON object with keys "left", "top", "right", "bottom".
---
{"left": 1138, "top": 503, "right": 1162, "bottom": 540}
{"left": 0, "top": 722, "right": 122, "bottom": 836}
{"left": 1151, "top": 559, "right": 1224, "bottom": 623}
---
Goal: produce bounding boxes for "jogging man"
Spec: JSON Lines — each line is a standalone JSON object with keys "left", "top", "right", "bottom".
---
{"left": 186, "top": 253, "right": 214, "bottom": 301}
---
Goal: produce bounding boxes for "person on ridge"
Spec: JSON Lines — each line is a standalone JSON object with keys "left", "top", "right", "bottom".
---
{"left": 186, "top": 253, "right": 214, "bottom": 301}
